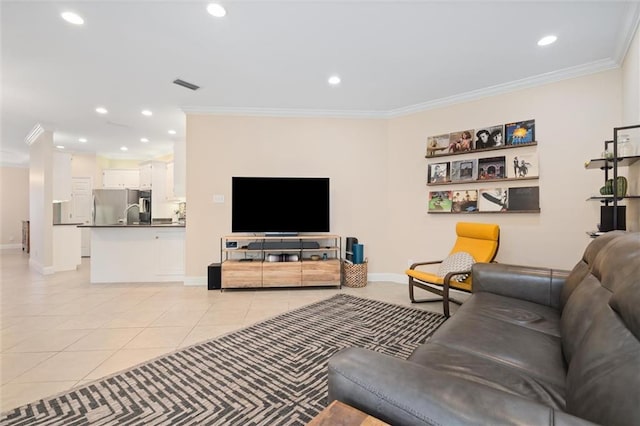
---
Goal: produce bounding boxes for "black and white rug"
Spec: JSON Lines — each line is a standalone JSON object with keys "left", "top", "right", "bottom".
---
{"left": 1, "top": 294, "right": 446, "bottom": 426}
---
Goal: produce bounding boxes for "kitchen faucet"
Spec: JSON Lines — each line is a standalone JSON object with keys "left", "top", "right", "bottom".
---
{"left": 123, "top": 203, "right": 140, "bottom": 225}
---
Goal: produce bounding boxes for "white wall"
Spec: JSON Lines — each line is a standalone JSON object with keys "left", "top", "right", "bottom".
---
{"left": 185, "top": 69, "right": 623, "bottom": 280}
{"left": 622, "top": 24, "right": 640, "bottom": 125}
{"left": 0, "top": 167, "right": 29, "bottom": 247}
{"left": 387, "top": 69, "right": 622, "bottom": 272}
{"left": 622, "top": 24, "right": 640, "bottom": 232}
{"left": 29, "top": 130, "right": 54, "bottom": 273}
{"left": 185, "top": 115, "right": 389, "bottom": 277}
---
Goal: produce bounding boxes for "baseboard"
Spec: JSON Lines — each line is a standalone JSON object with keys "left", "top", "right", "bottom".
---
{"left": 1, "top": 244, "right": 22, "bottom": 249}
{"left": 183, "top": 276, "right": 207, "bottom": 286}
{"left": 368, "top": 273, "right": 406, "bottom": 284}
{"left": 29, "top": 259, "right": 55, "bottom": 275}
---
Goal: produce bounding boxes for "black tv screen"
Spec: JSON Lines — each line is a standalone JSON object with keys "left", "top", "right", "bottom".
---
{"left": 232, "top": 177, "right": 330, "bottom": 233}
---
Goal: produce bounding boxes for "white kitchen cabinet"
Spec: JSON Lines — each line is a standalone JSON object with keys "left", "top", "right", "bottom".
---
{"left": 166, "top": 162, "right": 175, "bottom": 200}
{"left": 89, "top": 226, "right": 185, "bottom": 283}
{"left": 138, "top": 161, "right": 171, "bottom": 218}
{"left": 53, "top": 224, "right": 81, "bottom": 271}
{"left": 52, "top": 152, "right": 72, "bottom": 201}
{"left": 154, "top": 230, "right": 185, "bottom": 276}
{"left": 71, "top": 177, "right": 93, "bottom": 256}
{"left": 102, "top": 169, "right": 140, "bottom": 189}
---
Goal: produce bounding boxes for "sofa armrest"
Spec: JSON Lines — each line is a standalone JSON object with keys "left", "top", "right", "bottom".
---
{"left": 472, "top": 263, "right": 570, "bottom": 309}
{"left": 328, "top": 348, "right": 596, "bottom": 426}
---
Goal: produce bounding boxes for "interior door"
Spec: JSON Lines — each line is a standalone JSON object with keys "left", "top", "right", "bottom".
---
{"left": 71, "top": 177, "right": 93, "bottom": 257}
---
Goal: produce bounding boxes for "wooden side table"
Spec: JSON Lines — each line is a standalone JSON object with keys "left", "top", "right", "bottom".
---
{"left": 308, "top": 400, "right": 389, "bottom": 426}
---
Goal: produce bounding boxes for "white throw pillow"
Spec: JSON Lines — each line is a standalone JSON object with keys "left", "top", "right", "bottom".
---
{"left": 437, "top": 252, "right": 475, "bottom": 282}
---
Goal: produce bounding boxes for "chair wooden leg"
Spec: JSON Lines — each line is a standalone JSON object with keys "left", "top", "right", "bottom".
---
{"left": 442, "top": 290, "right": 450, "bottom": 318}
{"left": 409, "top": 278, "right": 444, "bottom": 305}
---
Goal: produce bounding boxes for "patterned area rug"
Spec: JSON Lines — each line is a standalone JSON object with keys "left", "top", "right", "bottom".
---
{"left": 1, "top": 294, "right": 446, "bottom": 426}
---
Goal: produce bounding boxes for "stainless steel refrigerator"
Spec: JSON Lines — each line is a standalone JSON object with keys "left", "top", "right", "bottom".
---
{"left": 92, "top": 189, "right": 139, "bottom": 225}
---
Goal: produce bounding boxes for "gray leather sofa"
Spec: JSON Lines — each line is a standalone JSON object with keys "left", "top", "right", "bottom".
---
{"left": 328, "top": 231, "right": 639, "bottom": 425}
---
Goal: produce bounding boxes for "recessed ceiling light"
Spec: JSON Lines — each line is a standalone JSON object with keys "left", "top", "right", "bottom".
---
{"left": 207, "top": 3, "right": 227, "bottom": 17}
{"left": 120, "top": 146, "right": 128, "bottom": 151}
{"left": 328, "top": 75, "right": 341, "bottom": 86}
{"left": 56, "top": 145, "right": 65, "bottom": 149}
{"left": 141, "top": 109, "right": 153, "bottom": 117}
{"left": 168, "top": 129, "right": 177, "bottom": 135}
{"left": 61, "top": 11, "right": 84, "bottom": 25}
{"left": 140, "top": 138, "right": 149, "bottom": 143}
{"left": 78, "top": 138, "right": 87, "bottom": 143}
{"left": 537, "top": 35, "right": 557, "bottom": 46}
{"left": 95, "top": 107, "right": 108, "bottom": 114}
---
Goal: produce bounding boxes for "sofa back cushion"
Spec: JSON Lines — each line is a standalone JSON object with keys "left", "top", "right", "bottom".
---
{"left": 563, "top": 232, "right": 640, "bottom": 425}
{"left": 560, "top": 231, "right": 624, "bottom": 309}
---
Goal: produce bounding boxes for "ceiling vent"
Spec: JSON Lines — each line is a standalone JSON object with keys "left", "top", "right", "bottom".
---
{"left": 173, "top": 79, "right": 200, "bottom": 91}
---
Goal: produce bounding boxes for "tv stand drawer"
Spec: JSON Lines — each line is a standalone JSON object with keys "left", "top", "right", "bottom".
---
{"left": 222, "top": 261, "right": 262, "bottom": 288}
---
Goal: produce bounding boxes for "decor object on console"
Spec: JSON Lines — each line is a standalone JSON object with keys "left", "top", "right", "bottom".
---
{"left": 329, "top": 231, "right": 640, "bottom": 426}
{"left": 406, "top": 222, "right": 500, "bottom": 317}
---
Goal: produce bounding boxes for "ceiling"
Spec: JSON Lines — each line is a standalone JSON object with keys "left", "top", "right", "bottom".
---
{"left": 2, "top": 1, "right": 639, "bottom": 166}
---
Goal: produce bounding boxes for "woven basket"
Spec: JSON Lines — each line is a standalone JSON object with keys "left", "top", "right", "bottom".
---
{"left": 343, "top": 261, "right": 368, "bottom": 288}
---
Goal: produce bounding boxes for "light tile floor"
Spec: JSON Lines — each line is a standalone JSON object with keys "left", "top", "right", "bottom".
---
{"left": 0, "top": 249, "right": 457, "bottom": 412}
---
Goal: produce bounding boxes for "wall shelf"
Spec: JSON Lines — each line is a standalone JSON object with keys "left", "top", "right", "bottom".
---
{"left": 427, "top": 176, "right": 538, "bottom": 187}
{"left": 429, "top": 209, "right": 540, "bottom": 214}
{"left": 584, "top": 155, "right": 640, "bottom": 169}
{"left": 425, "top": 141, "right": 537, "bottom": 159}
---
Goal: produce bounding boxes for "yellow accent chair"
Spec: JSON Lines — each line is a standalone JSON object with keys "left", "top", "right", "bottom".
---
{"left": 406, "top": 222, "right": 500, "bottom": 317}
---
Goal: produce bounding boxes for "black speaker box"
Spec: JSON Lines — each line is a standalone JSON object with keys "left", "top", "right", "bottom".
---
{"left": 208, "top": 263, "right": 221, "bottom": 290}
{"left": 600, "top": 206, "right": 626, "bottom": 232}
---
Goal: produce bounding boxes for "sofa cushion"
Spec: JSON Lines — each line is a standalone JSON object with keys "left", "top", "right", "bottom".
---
{"left": 409, "top": 343, "right": 565, "bottom": 410}
{"left": 563, "top": 232, "right": 640, "bottom": 426}
{"left": 562, "top": 232, "right": 640, "bottom": 363}
{"left": 464, "top": 291, "right": 561, "bottom": 337}
{"left": 430, "top": 299, "right": 566, "bottom": 388}
{"left": 560, "top": 231, "right": 625, "bottom": 308}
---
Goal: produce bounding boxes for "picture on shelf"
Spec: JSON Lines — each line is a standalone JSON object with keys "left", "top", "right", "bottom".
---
{"left": 451, "top": 159, "right": 478, "bottom": 182}
{"left": 478, "top": 156, "right": 506, "bottom": 180}
{"left": 506, "top": 152, "right": 538, "bottom": 178}
{"left": 448, "top": 130, "right": 474, "bottom": 153}
{"left": 428, "top": 191, "right": 453, "bottom": 212}
{"left": 479, "top": 188, "right": 508, "bottom": 212}
{"left": 505, "top": 120, "right": 535, "bottom": 145}
{"left": 426, "top": 134, "right": 450, "bottom": 157}
{"left": 428, "top": 162, "right": 450, "bottom": 183}
{"left": 452, "top": 190, "right": 478, "bottom": 212}
{"left": 474, "top": 125, "right": 504, "bottom": 150}
{"left": 507, "top": 186, "right": 540, "bottom": 211}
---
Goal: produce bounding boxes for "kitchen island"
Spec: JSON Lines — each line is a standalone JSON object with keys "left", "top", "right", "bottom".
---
{"left": 80, "top": 224, "right": 185, "bottom": 283}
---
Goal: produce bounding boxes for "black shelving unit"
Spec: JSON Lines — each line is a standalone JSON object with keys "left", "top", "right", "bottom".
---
{"left": 585, "top": 124, "right": 640, "bottom": 231}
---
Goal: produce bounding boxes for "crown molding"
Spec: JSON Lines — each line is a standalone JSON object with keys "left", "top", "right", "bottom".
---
{"left": 614, "top": 2, "right": 640, "bottom": 65}
{"left": 181, "top": 106, "right": 388, "bottom": 119}
{"left": 387, "top": 58, "right": 619, "bottom": 118}
{"left": 183, "top": 58, "right": 620, "bottom": 120}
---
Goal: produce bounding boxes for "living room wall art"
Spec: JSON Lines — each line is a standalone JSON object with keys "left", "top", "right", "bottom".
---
{"left": 425, "top": 119, "right": 540, "bottom": 214}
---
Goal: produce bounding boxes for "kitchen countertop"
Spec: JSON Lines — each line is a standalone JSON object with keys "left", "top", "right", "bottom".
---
{"left": 53, "top": 223, "right": 83, "bottom": 226}
{"left": 79, "top": 223, "right": 186, "bottom": 228}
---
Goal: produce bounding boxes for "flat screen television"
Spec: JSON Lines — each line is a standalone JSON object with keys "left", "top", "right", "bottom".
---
{"left": 232, "top": 177, "right": 330, "bottom": 234}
